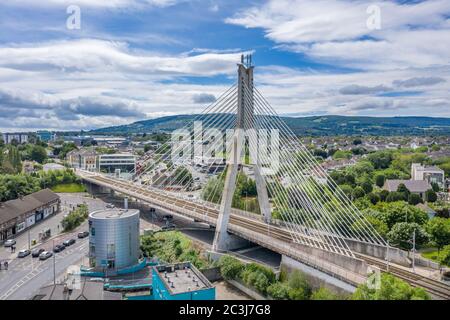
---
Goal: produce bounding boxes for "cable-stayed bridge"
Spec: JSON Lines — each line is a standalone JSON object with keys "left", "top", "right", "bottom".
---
{"left": 77, "top": 56, "right": 450, "bottom": 299}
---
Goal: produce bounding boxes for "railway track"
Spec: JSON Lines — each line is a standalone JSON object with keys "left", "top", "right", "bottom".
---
{"left": 82, "top": 173, "right": 450, "bottom": 300}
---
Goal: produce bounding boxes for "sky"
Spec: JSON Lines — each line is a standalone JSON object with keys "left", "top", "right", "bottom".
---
{"left": 0, "top": 0, "right": 449, "bottom": 131}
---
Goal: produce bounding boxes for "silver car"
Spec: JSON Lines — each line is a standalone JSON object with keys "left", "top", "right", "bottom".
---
{"left": 3, "top": 239, "right": 16, "bottom": 247}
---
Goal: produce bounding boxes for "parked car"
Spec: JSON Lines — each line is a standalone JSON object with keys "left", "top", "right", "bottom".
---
{"left": 31, "top": 248, "right": 45, "bottom": 258}
{"left": 17, "top": 249, "right": 31, "bottom": 258}
{"left": 39, "top": 251, "right": 53, "bottom": 260}
{"left": 105, "top": 203, "right": 115, "bottom": 209}
{"left": 77, "top": 231, "right": 89, "bottom": 239}
{"left": 163, "top": 214, "right": 173, "bottom": 221}
{"left": 53, "top": 244, "right": 65, "bottom": 253}
{"left": 63, "top": 239, "right": 76, "bottom": 247}
{"left": 3, "top": 239, "right": 16, "bottom": 247}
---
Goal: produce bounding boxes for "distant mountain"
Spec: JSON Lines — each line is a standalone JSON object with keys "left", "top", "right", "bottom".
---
{"left": 91, "top": 115, "right": 450, "bottom": 136}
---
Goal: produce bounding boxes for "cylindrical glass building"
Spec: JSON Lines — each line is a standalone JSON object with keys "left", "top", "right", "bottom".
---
{"left": 88, "top": 209, "right": 140, "bottom": 269}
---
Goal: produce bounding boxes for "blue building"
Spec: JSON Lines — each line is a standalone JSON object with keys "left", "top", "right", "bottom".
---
{"left": 36, "top": 130, "right": 55, "bottom": 142}
{"left": 151, "top": 262, "right": 215, "bottom": 300}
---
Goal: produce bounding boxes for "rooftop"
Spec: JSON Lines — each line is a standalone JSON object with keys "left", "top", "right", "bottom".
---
{"left": 154, "top": 262, "right": 212, "bottom": 295}
{"left": 384, "top": 180, "right": 432, "bottom": 193}
{"left": 0, "top": 189, "right": 60, "bottom": 225}
{"left": 89, "top": 209, "right": 139, "bottom": 220}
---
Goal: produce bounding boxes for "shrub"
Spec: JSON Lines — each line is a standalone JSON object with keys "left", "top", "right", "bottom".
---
{"left": 218, "top": 255, "right": 245, "bottom": 280}
{"left": 267, "top": 282, "right": 290, "bottom": 300}
{"left": 352, "top": 273, "right": 430, "bottom": 300}
{"left": 241, "top": 263, "right": 276, "bottom": 294}
{"left": 310, "top": 287, "right": 339, "bottom": 300}
{"left": 287, "top": 271, "right": 311, "bottom": 299}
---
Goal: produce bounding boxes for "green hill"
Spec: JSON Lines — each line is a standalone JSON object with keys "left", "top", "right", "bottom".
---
{"left": 90, "top": 115, "right": 450, "bottom": 136}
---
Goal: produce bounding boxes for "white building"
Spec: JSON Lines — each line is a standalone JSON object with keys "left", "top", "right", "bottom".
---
{"left": 97, "top": 153, "right": 136, "bottom": 177}
{"left": 2, "top": 132, "right": 29, "bottom": 144}
{"left": 411, "top": 163, "right": 445, "bottom": 188}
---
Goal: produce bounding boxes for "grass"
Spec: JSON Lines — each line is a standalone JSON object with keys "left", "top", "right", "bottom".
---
{"left": 51, "top": 183, "right": 87, "bottom": 193}
{"left": 421, "top": 249, "right": 445, "bottom": 264}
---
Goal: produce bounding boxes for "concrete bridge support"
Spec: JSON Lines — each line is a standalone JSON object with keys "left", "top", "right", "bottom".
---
{"left": 213, "top": 57, "right": 272, "bottom": 251}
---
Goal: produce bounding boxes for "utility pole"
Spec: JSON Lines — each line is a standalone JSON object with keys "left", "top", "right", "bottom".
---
{"left": 412, "top": 229, "right": 416, "bottom": 273}
{"left": 386, "top": 240, "right": 390, "bottom": 272}
{"left": 28, "top": 228, "right": 31, "bottom": 250}
{"left": 53, "top": 239, "right": 56, "bottom": 285}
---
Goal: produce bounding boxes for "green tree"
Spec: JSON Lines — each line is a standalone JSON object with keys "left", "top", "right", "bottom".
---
{"left": 408, "top": 193, "right": 423, "bottom": 205}
{"left": 439, "top": 245, "right": 450, "bottom": 266}
{"left": 375, "top": 173, "right": 386, "bottom": 188}
{"left": 386, "top": 192, "right": 407, "bottom": 202}
{"left": 426, "top": 218, "right": 450, "bottom": 253}
{"left": 352, "top": 273, "right": 430, "bottom": 300}
{"left": 352, "top": 186, "right": 366, "bottom": 199}
{"left": 425, "top": 189, "right": 437, "bottom": 202}
{"left": 30, "top": 145, "right": 48, "bottom": 164}
{"left": 387, "top": 222, "right": 429, "bottom": 250}
{"left": 366, "top": 192, "right": 381, "bottom": 205}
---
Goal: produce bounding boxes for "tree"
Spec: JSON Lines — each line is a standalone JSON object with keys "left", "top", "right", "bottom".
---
{"left": 386, "top": 192, "right": 407, "bottom": 202}
{"left": 439, "top": 245, "right": 450, "bottom": 266}
{"left": 366, "top": 192, "right": 381, "bottom": 205}
{"left": 426, "top": 218, "right": 450, "bottom": 253}
{"left": 375, "top": 174, "right": 385, "bottom": 188}
{"left": 360, "top": 179, "right": 373, "bottom": 194}
{"left": 387, "top": 222, "right": 429, "bottom": 250}
{"left": 367, "top": 151, "right": 393, "bottom": 169}
{"left": 352, "top": 138, "right": 362, "bottom": 145}
{"left": 431, "top": 182, "right": 440, "bottom": 192}
{"left": 352, "top": 273, "right": 430, "bottom": 300}
{"left": 396, "top": 183, "right": 410, "bottom": 197}
{"left": 30, "top": 145, "right": 48, "bottom": 164}
{"left": 425, "top": 189, "right": 437, "bottom": 203}
{"left": 378, "top": 189, "right": 389, "bottom": 202}
{"left": 352, "top": 186, "right": 366, "bottom": 199}
{"left": 408, "top": 193, "right": 423, "bottom": 205}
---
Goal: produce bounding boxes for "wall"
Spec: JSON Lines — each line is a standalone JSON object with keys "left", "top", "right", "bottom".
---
{"left": 344, "top": 238, "right": 411, "bottom": 267}
{"left": 281, "top": 255, "right": 356, "bottom": 295}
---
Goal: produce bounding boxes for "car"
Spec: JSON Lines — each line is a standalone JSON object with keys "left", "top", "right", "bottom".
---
{"left": 77, "top": 231, "right": 89, "bottom": 239}
{"left": 31, "top": 248, "right": 45, "bottom": 258}
{"left": 105, "top": 203, "right": 115, "bottom": 209}
{"left": 39, "top": 251, "right": 53, "bottom": 260}
{"left": 17, "top": 249, "right": 31, "bottom": 258}
{"left": 63, "top": 239, "right": 76, "bottom": 247}
{"left": 3, "top": 239, "right": 16, "bottom": 247}
{"left": 163, "top": 214, "right": 173, "bottom": 221}
{"left": 53, "top": 244, "right": 65, "bottom": 253}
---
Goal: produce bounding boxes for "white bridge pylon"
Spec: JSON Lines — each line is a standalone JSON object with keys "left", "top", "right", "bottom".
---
{"left": 131, "top": 54, "right": 387, "bottom": 258}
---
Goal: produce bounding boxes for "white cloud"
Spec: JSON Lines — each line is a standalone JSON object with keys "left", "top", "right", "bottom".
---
{"left": 0, "top": 39, "right": 245, "bottom": 131}
{"left": 226, "top": 0, "right": 450, "bottom": 70}
{"left": 4, "top": 0, "right": 178, "bottom": 9}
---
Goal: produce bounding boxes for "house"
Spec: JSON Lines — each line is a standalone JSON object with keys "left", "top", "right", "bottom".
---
{"left": 0, "top": 189, "right": 60, "bottom": 242}
{"left": 383, "top": 179, "right": 432, "bottom": 200}
{"left": 411, "top": 163, "right": 445, "bottom": 188}
{"left": 66, "top": 149, "right": 97, "bottom": 171}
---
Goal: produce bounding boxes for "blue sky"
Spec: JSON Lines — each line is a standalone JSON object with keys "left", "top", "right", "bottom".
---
{"left": 0, "top": 0, "right": 449, "bottom": 131}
